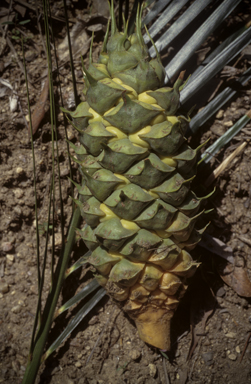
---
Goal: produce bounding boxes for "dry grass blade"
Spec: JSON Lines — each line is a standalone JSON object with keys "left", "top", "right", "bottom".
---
{"left": 29, "top": 75, "right": 49, "bottom": 136}
{"left": 187, "top": 277, "right": 216, "bottom": 362}
{"left": 162, "top": 358, "right": 170, "bottom": 384}
{"left": 240, "top": 332, "right": 251, "bottom": 363}
{"left": 86, "top": 308, "right": 116, "bottom": 365}
{"left": 237, "top": 235, "right": 251, "bottom": 247}
{"left": 199, "top": 234, "right": 234, "bottom": 264}
{"left": 0, "top": 23, "right": 34, "bottom": 86}
{"left": 204, "top": 142, "right": 247, "bottom": 187}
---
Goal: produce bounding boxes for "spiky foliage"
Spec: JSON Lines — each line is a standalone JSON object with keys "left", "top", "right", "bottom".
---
{"left": 65, "top": 3, "right": 208, "bottom": 350}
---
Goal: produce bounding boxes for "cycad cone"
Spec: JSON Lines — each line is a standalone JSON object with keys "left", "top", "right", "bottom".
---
{"left": 64, "top": 2, "right": 208, "bottom": 350}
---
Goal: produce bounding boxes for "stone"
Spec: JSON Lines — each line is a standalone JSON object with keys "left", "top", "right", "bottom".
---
{"left": 16, "top": 167, "right": 24, "bottom": 174}
{"left": 216, "top": 109, "right": 224, "bottom": 119}
{"left": 224, "top": 121, "right": 233, "bottom": 127}
{"left": 6, "top": 254, "right": 15, "bottom": 263}
{"left": 130, "top": 349, "right": 141, "bottom": 361}
{"left": 148, "top": 363, "right": 157, "bottom": 377}
{"left": 2, "top": 242, "right": 13, "bottom": 252}
{"left": 202, "top": 351, "right": 214, "bottom": 366}
{"left": 13, "top": 189, "right": 24, "bottom": 199}
{"left": 0, "top": 282, "right": 9, "bottom": 294}
{"left": 236, "top": 346, "right": 241, "bottom": 354}
{"left": 225, "top": 332, "right": 237, "bottom": 339}
{"left": 11, "top": 305, "right": 21, "bottom": 314}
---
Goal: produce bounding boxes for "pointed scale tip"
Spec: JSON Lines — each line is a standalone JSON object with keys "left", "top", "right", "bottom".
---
{"left": 110, "top": 0, "right": 117, "bottom": 35}
{"left": 81, "top": 60, "right": 96, "bottom": 86}
{"left": 89, "top": 31, "right": 94, "bottom": 64}
{"left": 136, "top": 4, "right": 145, "bottom": 48}
{"left": 179, "top": 70, "right": 186, "bottom": 80}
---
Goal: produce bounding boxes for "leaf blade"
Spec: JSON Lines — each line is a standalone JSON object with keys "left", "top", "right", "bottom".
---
{"left": 43, "top": 287, "right": 107, "bottom": 360}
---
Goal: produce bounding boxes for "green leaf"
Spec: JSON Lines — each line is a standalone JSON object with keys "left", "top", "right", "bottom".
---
{"left": 43, "top": 287, "right": 106, "bottom": 361}
{"left": 1, "top": 21, "right": 15, "bottom": 25}
{"left": 65, "top": 250, "right": 91, "bottom": 276}
{"left": 199, "top": 114, "right": 251, "bottom": 165}
{"left": 19, "top": 19, "right": 31, "bottom": 25}
{"left": 144, "top": 0, "right": 189, "bottom": 46}
{"left": 56, "top": 278, "right": 100, "bottom": 316}
{"left": 142, "top": 0, "right": 172, "bottom": 28}
{"left": 165, "top": 0, "right": 243, "bottom": 82}
{"left": 149, "top": 0, "right": 212, "bottom": 58}
{"left": 188, "top": 66, "right": 251, "bottom": 135}
{"left": 180, "top": 26, "right": 251, "bottom": 104}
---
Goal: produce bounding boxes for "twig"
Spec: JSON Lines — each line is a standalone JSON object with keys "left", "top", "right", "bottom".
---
{"left": 162, "top": 357, "right": 170, "bottom": 384}
{"left": 237, "top": 235, "right": 251, "bottom": 247}
{"left": 189, "top": 338, "right": 202, "bottom": 380}
{"left": 240, "top": 332, "right": 251, "bottom": 363}
{"left": 0, "top": 24, "right": 34, "bottom": 87}
{"left": 15, "top": 27, "right": 41, "bottom": 53}
{"left": 34, "top": 2, "right": 47, "bottom": 54}
{"left": 2, "top": 0, "right": 13, "bottom": 38}
{"left": 18, "top": 99, "right": 29, "bottom": 130}
{"left": 86, "top": 308, "right": 116, "bottom": 365}
{"left": 204, "top": 141, "right": 247, "bottom": 187}
{"left": 5, "top": 0, "right": 75, "bottom": 23}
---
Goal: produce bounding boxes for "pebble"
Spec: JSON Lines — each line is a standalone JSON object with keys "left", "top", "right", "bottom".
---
{"left": 236, "top": 346, "right": 241, "bottom": 354}
{"left": 202, "top": 352, "right": 214, "bottom": 366}
{"left": 12, "top": 360, "right": 20, "bottom": 372}
{"left": 148, "top": 363, "right": 157, "bottom": 378}
{"left": 13, "top": 188, "right": 24, "bottom": 199}
{"left": 25, "top": 50, "right": 37, "bottom": 62}
{"left": 67, "top": 128, "right": 75, "bottom": 141}
{"left": 224, "top": 120, "right": 233, "bottom": 127}
{"left": 51, "top": 366, "right": 60, "bottom": 375}
{"left": 88, "top": 315, "right": 99, "bottom": 325}
{"left": 16, "top": 167, "right": 24, "bottom": 174}
{"left": 6, "top": 254, "right": 15, "bottom": 263}
{"left": 60, "top": 167, "right": 70, "bottom": 177}
{"left": 75, "top": 361, "right": 82, "bottom": 368}
{"left": 11, "top": 305, "right": 21, "bottom": 314}
{"left": 2, "top": 242, "right": 13, "bottom": 252}
{"left": 54, "top": 233, "right": 62, "bottom": 247}
{"left": 228, "top": 353, "right": 237, "bottom": 361}
{"left": 0, "top": 282, "right": 9, "bottom": 294}
{"left": 14, "top": 206, "right": 22, "bottom": 216}
{"left": 225, "top": 332, "right": 237, "bottom": 339}
{"left": 216, "top": 287, "right": 225, "bottom": 297}
{"left": 216, "top": 109, "right": 224, "bottom": 119}
{"left": 130, "top": 349, "right": 141, "bottom": 360}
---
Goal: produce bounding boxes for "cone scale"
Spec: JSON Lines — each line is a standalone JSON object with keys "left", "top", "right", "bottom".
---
{"left": 65, "top": 2, "right": 206, "bottom": 350}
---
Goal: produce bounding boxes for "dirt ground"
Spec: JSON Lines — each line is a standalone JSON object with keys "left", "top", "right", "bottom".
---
{"left": 1, "top": 1, "right": 251, "bottom": 383}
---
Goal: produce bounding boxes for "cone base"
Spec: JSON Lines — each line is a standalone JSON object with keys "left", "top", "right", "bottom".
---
{"left": 133, "top": 306, "right": 174, "bottom": 350}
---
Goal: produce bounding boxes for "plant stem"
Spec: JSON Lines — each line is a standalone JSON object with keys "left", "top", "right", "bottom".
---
{"left": 21, "top": 207, "right": 81, "bottom": 384}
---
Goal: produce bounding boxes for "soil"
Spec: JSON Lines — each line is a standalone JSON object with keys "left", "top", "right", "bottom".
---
{"left": 1, "top": 1, "right": 251, "bottom": 384}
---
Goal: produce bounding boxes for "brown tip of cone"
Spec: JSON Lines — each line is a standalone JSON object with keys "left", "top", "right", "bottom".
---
{"left": 246, "top": 109, "right": 251, "bottom": 119}
{"left": 179, "top": 70, "right": 186, "bottom": 80}
{"left": 134, "top": 306, "right": 174, "bottom": 350}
